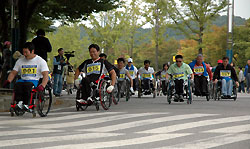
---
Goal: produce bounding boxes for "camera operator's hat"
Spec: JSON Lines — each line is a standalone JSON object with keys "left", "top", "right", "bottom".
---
{"left": 128, "top": 58, "right": 133, "bottom": 63}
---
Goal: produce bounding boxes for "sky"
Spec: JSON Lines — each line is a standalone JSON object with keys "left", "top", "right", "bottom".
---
{"left": 234, "top": 0, "right": 250, "bottom": 19}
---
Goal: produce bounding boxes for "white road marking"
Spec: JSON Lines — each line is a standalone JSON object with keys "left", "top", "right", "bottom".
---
{"left": 164, "top": 134, "right": 250, "bottom": 149}
{"left": 204, "top": 123, "right": 250, "bottom": 133}
{"left": 0, "top": 129, "right": 61, "bottom": 137}
{"left": 85, "top": 113, "right": 216, "bottom": 132}
{"left": 40, "top": 133, "right": 192, "bottom": 149}
{"left": 23, "top": 113, "right": 159, "bottom": 129}
{"left": 138, "top": 115, "right": 250, "bottom": 134}
{"left": 0, "top": 132, "right": 122, "bottom": 147}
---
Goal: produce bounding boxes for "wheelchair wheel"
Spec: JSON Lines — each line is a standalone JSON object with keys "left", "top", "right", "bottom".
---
{"left": 125, "top": 80, "right": 131, "bottom": 101}
{"left": 112, "top": 83, "right": 120, "bottom": 104}
{"left": 153, "top": 90, "right": 156, "bottom": 98}
{"left": 36, "top": 85, "right": 52, "bottom": 117}
{"left": 138, "top": 80, "right": 142, "bottom": 98}
{"left": 187, "top": 80, "right": 193, "bottom": 104}
{"left": 167, "top": 83, "right": 172, "bottom": 104}
{"left": 233, "top": 86, "right": 237, "bottom": 101}
{"left": 14, "top": 106, "right": 25, "bottom": 116}
{"left": 99, "top": 80, "right": 112, "bottom": 110}
{"left": 76, "top": 101, "right": 88, "bottom": 111}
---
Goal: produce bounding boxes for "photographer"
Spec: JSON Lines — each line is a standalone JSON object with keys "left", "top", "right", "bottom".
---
{"left": 53, "top": 48, "right": 66, "bottom": 97}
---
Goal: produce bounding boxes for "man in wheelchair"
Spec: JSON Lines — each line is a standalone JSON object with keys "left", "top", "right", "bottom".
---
{"left": 74, "top": 44, "right": 116, "bottom": 104}
{"left": 137, "top": 60, "right": 156, "bottom": 95}
{"left": 116, "top": 58, "right": 134, "bottom": 97}
{"left": 166, "top": 55, "right": 194, "bottom": 102}
{"left": 3, "top": 42, "right": 49, "bottom": 110}
{"left": 213, "top": 57, "right": 239, "bottom": 99}
{"left": 189, "top": 54, "right": 213, "bottom": 96}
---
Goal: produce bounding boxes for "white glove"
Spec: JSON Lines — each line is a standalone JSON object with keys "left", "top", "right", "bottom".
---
{"left": 130, "top": 87, "right": 134, "bottom": 93}
{"left": 107, "top": 85, "right": 114, "bottom": 93}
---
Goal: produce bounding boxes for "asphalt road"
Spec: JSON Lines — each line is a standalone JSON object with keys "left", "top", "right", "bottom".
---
{"left": 0, "top": 92, "right": 250, "bottom": 149}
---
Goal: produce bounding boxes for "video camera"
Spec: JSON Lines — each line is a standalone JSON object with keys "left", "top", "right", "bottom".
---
{"left": 64, "top": 51, "right": 75, "bottom": 61}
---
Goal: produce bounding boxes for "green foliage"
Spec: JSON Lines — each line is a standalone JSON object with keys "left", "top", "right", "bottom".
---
{"left": 46, "top": 25, "right": 91, "bottom": 70}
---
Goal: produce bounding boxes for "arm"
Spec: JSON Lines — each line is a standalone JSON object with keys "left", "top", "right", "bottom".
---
{"left": 46, "top": 38, "right": 52, "bottom": 52}
{"left": 153, "top": 72, "right": 156, "bottom": 80}
{"left": 53, "top": 57, "right": 60, "bottom": 65}
{"left": 126, "top": 71, "right": 133, "bottom": 87}
{"left": 74, "top": 68, "right": 80, "bottom": 80}
{"left": 109, "top": 69, "right": 116, "bottom": 86}
{"left": 206, "top": 64, "right": 213, "bottom": 80}
{"left": 7, "top": 70, "right": 18, "bottom": 82}
{"left": 41, "top": 71, "right": 49, "bottom": 88}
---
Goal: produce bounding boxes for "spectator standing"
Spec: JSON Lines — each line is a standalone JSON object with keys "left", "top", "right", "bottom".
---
{"left": 53, "top": 48, "right": 66, "bottom": 97}
{"left": 32, "top": 29, "right": 52, "bottom": 61}
{"left": 244, "top": 59, "right": 250, "bottom": 93}
{"left": 238, "top": 67, "right": 245, "bottom": 93}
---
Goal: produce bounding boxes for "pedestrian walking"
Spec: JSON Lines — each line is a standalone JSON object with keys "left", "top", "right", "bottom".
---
{"left": 244, "top": 59, "right": 250, "bottom": 93}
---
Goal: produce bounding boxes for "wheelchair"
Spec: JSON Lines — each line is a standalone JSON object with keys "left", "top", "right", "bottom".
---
{"left": 113, "top": 78, "right": 131, "bottom": 104}
{"left": 138, "top": 79, "right": 156, "bottom": 98}
{"left": 76, "top": 78, "right": 113, "bottom": 111}
{"left": 192, "top": 76, "right": 211, "bottom": 101}
{"left": 167, "top": 78, "right": 193, "bottom": 104}
{"left": 213, "top": 79, "right": 237, "bottom": 101}
{"left": 156, "top": 79, "right": 168, "bottom": 96}
{"left": 10, "top": 80, "right": 53, "bottom": 117}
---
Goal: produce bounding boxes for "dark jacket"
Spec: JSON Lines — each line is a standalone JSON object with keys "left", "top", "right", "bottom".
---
{"left": 213, "top": 64, "right": 238, "bottom": 81}
{"left": 32, "top": 36, "right": 52, "bottom": 61}
{"left": 53, "top": 55, "right": 66, "bottom": 74}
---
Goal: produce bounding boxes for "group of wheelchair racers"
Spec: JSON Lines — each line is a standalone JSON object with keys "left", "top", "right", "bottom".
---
{"left": 3, "top": 43, "right": 239, "bottom": 117}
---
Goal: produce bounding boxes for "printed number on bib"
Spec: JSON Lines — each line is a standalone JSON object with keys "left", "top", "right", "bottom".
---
{"left": 173, "top": 72, "right": 184, "bottom": 79}
{"left": 21, "top": 65, "right": 37, "bottom": 77}
{"left": 129, "top": 71, "right": 134, "bottom": 75}
{"left": 87, "top": 63, "right": 101, "bottom": 75}
{"left": 220, "top": 70, "right": 231, "bottom": 77}
{"left": 193, "top": 66, "right": 204, "bottom": 74}
{"left": 120, "top": 74, "right": 125, "bottom": 78}
{"left": 142, "top": 73, "right": 151, "bottom": 78}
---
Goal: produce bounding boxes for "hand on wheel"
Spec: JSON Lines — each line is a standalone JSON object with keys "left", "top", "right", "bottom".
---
{"left": 36, "top": 85, "right": 45, "bottom": 92}
{"left": 107, "top": 85, "right": 114, "bottom": 93}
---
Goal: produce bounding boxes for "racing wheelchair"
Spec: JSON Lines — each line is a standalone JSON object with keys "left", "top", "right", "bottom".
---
{"left": 76, "top": 78, "right": 113, "bottom": 111}
{"left": 10, "top": 80, "right": 53, "bottom": 117}
{"left": 192, "top": 76, "right": 211, "bottom": 101}
{"left": 156, "top": 79, "right": 168, "bottom": 96}
{"left": 113, "top": 78, "right": 131, "bottom": 104}
{"left": 138, "top": 79, "right": 156, "bottom": 98}
{"left": 167, "top": 77, "right": 193, "bottom": 104}
{"left": 213, "top": 79, "right": 237, "bottom": 101}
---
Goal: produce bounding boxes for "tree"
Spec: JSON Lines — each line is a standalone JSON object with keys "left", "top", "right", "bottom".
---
{"left": 144, "top": 0, "right": 168, "bottom": 71}
{"left": 0, "top": 0, "right": 121, "bottom": 48}
{"left": 166, "top": 0, "right": 228, "bottom": 54}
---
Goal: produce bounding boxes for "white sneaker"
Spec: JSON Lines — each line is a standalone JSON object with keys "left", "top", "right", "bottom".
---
{"left": 23, "top": 104, "right": 29, "bottom": 111}
{"left": 87, "top": 97, "right": 93, "bottom": 102}
{"left": 77, "top": 99, "right": 87, "bottom": 104}
{"left": 17, "top": 101, "right": 23, "bottom": 109}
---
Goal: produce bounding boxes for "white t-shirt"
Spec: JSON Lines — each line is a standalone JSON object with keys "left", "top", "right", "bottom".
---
{"left": 125, "top": 66, "right": 138, "bottom": 79}
{"left": 13, "top": 55, "right": 49, "bottom": 80}
{"left": 138, "top": 67, "right": 154, "bottom": 80}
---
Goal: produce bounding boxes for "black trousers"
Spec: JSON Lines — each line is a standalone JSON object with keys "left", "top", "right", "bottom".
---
{"left": 174, "top": 79, "right": 184, "bottom": 95}
{"left": 142, "top": 79, "right": 154, "bottom": 91}
{"left": 162, "top": 80, "right": 167, "bottom": 94}
{"left": 133, "top": 78, "right": 138, "bottom": 91}
{"left": 80, "top": 78, "right": 92, "bottom": 100}
{"left": 14, "top": 82, "right": 34, "bottom": 105}
{"left": 194, "top": 75, "right": 208, "bottom": 95}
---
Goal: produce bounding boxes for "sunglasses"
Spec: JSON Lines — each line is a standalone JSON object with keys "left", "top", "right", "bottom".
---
{"left": 176, "top": 61, "right": 182, "bottom": 63}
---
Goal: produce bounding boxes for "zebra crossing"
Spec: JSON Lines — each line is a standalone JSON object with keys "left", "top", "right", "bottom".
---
{"left": 0, "top": 111, "right": 249, "bottom": 149}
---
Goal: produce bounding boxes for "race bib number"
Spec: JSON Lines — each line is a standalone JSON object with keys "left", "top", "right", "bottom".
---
{"left": 173, "top": 72, "right": 184, "bottom": 79}
{"left": 193, "top": 66, "right": 204, "bottom": 74}
{"left": 161, "top": 74, "right": 166, "bottom": 78}
{"left": 21, "top": 65, "right": 37, "bottom": 77}
{"left": 87, "top": 63, "right": 101, "bottom": 75}
{"left": 129, "top": 70, "right": 134, "bottom": 76}
{"left": 220, "top": 70, "right": 231, "bottom": 77}
{"left": 120, "top": 73, "right": 125, "bottom": 78}
{"left": 58, "top": 65, "right": 61, "bottom": 70}
{"left": 142, "top": 73, "right": 151, "bottom": 79}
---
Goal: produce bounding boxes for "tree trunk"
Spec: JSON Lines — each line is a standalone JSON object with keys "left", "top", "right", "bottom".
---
{"left": 154, "top": 2, "right": 159, "bottom": 71}
{"left": 0, "top": 0, "right": 10, "bottom": 42}
{"left": 198, "top": 27, "right": 204, "bottom": 54}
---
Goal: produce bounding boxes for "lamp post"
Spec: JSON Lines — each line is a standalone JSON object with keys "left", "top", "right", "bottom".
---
{"left": 226, "top": 0, "right": 234, "bottom": 64}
